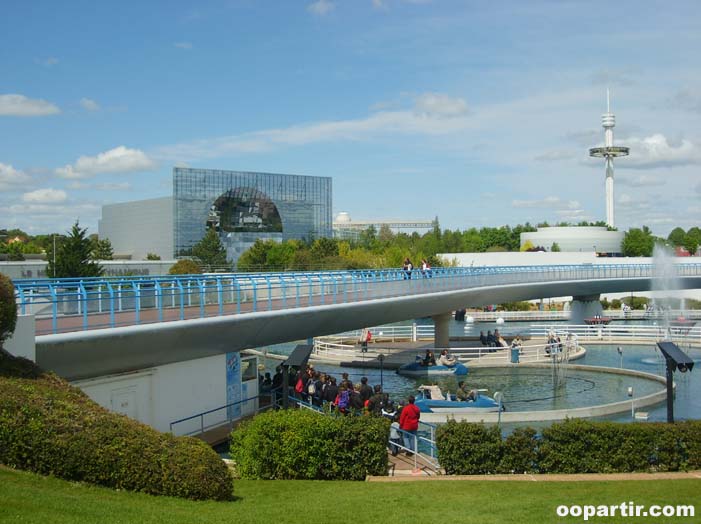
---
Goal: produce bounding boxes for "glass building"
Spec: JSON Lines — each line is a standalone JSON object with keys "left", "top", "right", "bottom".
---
{"left": 174, "top": 168, "right": 332, "bottom": 264}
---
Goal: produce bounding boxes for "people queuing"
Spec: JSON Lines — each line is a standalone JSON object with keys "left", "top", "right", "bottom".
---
{"left": 289, "top": 364, "right": 396, "bottom": 417}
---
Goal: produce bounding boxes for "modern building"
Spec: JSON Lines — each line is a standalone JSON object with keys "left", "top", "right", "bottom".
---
{"left": 332, "top": 212, "right": 433, "bottom": 242}
{"left": 520, "top": 226, "right": 625, "bottom": 254}
{"left": 99, "top": 197, "right": 173, "bottom": 261}
{"left": 99, "top": 168, "right": 333, "bottom": 264}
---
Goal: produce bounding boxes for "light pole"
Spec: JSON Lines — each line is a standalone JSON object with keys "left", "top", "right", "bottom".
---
{"left": 52, "top": 234, "right": 56, "bottom": 278}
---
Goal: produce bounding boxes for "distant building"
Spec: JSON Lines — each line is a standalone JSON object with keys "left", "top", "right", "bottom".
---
{"left": 520, "top": 226, "right": 624, "bottom": 254}
{"left": 99, "top": 168, "right": 333, "bottom": 264}
{"left": 332, "top": 212, "right": 433, "bottom": 242}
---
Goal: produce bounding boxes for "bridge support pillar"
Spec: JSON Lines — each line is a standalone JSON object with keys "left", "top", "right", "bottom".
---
{"left": 432, "top": 312, "right": 452, "bottom": 349}
{"left": 570, "top": 294, "right": 603, "bottom": 324}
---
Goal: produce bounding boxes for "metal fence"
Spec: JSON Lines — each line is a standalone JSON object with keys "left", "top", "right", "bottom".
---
{"left": 14, "top": 263, "right": 701, "bottom": 335}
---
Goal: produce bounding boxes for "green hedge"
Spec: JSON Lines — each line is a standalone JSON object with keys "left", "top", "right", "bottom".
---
{"left": 0, "top": 352, "right": 233, "bottom": 501}
{"left": 437, "top": 419, "right": 701, "bottom": 475}
{"left": 230, "top": 409, "right": 389, "bottom": 480}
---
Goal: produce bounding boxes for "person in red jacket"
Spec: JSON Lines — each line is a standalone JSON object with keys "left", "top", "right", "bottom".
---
{"left": 399, "top": 395, "right": 421, "bottom": 455}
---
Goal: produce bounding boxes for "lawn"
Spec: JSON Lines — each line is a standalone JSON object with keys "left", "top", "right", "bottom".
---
{"left": 1, "top": 466, "right": 699, "bottom": 524}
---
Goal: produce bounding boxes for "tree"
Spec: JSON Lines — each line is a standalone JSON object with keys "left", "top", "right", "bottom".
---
{"left": 91, "top": 238, "right": 114, "bottom": 260}
{"left": 667, "top": 227, "right": 686, "bottom": 247}
{"left": 168, "top": 259, "right": 202, "bottom": 275}
{"left": 551, "top": 242, "right": 561, "bottom": 252}
{"left": 191, "top": 229, "right": 229, "bottom": 270}
{"left": 47, "top": 221, "right": 103, "bottom": 278}
{"left": 310, "top": 237, "right": 339, "bottom": 260}
{"left": 146, "top": 253, "right": 161, "bottom": 260}
{"left": 0, "top": 273, "right": 17, "bottom": 347}
{"left": 621, "top": 226, "right": 655, "bottom": 257}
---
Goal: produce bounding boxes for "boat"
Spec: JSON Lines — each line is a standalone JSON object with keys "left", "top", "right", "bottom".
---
{"left": 396, "top": 358, "right": 468, "bottom": 377}
{"left": 584, "top": 317, "right": 612, "bottom": 325}
{"left": 669, "top": 317, "right": 696, "bottom": 328}
{"left": 414, "top": 385, "right": 503, "bottom": 413}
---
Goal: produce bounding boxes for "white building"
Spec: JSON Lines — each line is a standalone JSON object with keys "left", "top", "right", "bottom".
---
{"left": 520, "top": 226, "right": 624, "bottom": 254}
{"left": 98, "top": 197, "right": 173, "bottom": 260}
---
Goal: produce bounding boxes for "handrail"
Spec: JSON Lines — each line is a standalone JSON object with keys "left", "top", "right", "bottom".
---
{"left": 14, "top": 263, "right": 701, "bottom": 335}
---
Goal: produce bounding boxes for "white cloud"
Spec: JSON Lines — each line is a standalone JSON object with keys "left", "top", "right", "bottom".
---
{"left": 0, "top": 163, "right": 32, "bottom": 190}
{"left": 619, "top": 134, "right": 701, "bottom": 169}
{"left": 512, "top": 196, "right": 580, "bottom": 210}
{"left": 80, "top": 98, "right": 100, "bottom": 111}
{"left": 669, "top": 88, "right": 701, "bottom": 114}
{"left": 156, "top": 92, "right": 471, "bottom": 162}
{"left": 308, "top": 0, "right": 334, "bottom": 16}
{"left": 590, "top": 69, "right": 636, "bottom": 87}
{"left": 55, "top": 146, "right": 157, "bottom": 179}
{"left": 617, "top": 174, "right": 665, "bottom": 187}
{"left": 22, "top": 188, "right": 68, "bottom": 204}
{"left": 36, "top": 57, "right": 59, "bottom": 67}
{"left": 174, "top": 42, "right": 193, "bottom": 50}
{"left": 0, "top": 94, "right": 60, "bottom": 117}
{"left": 534, "top": 150, "right": 575, "bottom": 162}
{"left": 372, "top": 0, "right": 387, "bottom": 9}
{"left": 414, "top": 93, "right": 468, "bottom": 118}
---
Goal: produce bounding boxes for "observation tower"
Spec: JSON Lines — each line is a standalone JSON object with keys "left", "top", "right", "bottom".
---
{"left": 589, "top": 90, "right": 629, "bottom": 228}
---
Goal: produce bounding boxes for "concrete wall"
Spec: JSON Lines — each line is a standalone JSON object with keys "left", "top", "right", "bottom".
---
{"left": 99, "top": 197, "right": 174, "bottom": 260}
{"left": 0, "top": 260, "right": 177, "bottom": 281}
{"left": 73, "top": 354, "right": 234, "bottom": 434}
{"left": 3, "top": 314, "right": 35, "bottom": 362}
{"left": 73, "top": 353, "right": 261, "bottom": 434}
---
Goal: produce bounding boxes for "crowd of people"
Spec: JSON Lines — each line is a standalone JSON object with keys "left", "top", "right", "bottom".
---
{"left": 479, "top": 329, "right": 509, "bottom": 349}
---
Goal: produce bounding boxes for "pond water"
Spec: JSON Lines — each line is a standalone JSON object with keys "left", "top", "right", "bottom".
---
{"left": 260, "top": 322, "right": 701, "bottom": 423}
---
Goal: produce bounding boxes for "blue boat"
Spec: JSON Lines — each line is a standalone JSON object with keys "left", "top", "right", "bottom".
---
{"left": 414, "top": 385, "right": 503, "bottom": 413}
{"left": 396, "top": 360, "right": 469, "bottom": 377}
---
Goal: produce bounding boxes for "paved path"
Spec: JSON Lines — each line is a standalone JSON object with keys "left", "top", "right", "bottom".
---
{"left": 369, "top": 470, "right": 701, "bottom": 482}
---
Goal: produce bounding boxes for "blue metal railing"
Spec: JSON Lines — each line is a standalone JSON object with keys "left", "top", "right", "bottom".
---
{"left": 13, "top": 263, "right": 701, "bottom": 335}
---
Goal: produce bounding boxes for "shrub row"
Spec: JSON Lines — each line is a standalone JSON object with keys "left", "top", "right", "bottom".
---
{"left": 0, "top": 352, "right": 233, "bottom": 501}
{"left": 230, "top": 408, "right": 389, "bottom": 480}
{"left": 436, "top": 418, "right": 701, "bottom": 475}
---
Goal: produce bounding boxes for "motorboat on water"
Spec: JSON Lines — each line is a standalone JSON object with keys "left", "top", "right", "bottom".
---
{"left": 396, "top": 358, "right": 468, "bottom": 377}
{"left": 584, "top": 316, "right": 612, "bottom": 325}
{"left": 414, "top": 384, "right": 503, "bottom": 413}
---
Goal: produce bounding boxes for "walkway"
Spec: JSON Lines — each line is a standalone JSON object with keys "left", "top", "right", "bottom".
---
{"left": 369, "top": 471, "right": 701, "bottom": 482}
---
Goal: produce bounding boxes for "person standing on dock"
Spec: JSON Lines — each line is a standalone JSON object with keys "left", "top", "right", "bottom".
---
{"left": 399, "top": 395, "right": 421, "bottom": 456}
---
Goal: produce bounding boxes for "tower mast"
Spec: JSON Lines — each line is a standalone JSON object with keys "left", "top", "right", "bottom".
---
{"left": 589, "top": 90, "right": 629, "bottom": 228}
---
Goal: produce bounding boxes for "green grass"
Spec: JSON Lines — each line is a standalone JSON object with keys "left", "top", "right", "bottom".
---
{"left": 1, "top": 466, "right": 700, "bottom": 524}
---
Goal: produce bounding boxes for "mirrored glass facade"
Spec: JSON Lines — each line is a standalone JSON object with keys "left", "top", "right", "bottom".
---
{"left": 174, "top": 168, "right": 332, "bottom": 264}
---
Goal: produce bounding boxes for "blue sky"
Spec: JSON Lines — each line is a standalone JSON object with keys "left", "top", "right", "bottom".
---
{"left": 1, "top": 0, "right": 700, "bottom": 237}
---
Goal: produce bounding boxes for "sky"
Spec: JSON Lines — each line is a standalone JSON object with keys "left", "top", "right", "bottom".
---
{"left": 1, "top": 0, "right": 700, "bottom": 238}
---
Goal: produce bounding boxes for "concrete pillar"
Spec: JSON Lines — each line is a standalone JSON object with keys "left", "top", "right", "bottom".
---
{"left": 4, "top": 315, "right": 36, "bottom": 362}
{"left": 432, "top": 312, "right": 452, "bottom": 349}
{"left": 570, "top": 294, "right": 603, "bottom": 324}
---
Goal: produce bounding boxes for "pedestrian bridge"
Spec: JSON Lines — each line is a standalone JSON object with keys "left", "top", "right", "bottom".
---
{"left": 13, "top": 263, "right": 701, "bottom": 379}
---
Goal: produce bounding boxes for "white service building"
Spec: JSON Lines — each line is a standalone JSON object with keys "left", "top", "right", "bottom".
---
{"left": 520, "top": 226, "right": 624, "bottom": 254}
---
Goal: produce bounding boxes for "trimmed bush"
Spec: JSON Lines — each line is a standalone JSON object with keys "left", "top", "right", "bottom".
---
{"left": 538, "top": 419, "right": 690, "bottom": 473}
{"left": 0, "top": 351, "right": 233, "bottom": 501}
{"left": 0, "top": 273, "right": 17, "bottom": 346}
{"left": 436, "top": 421, "right": 501, "bottom": 475}
{"left": 498, "top": 426, "right": 538, "bottom": 474}
{"left": 230, "top": 409, "right": 389, "bottom": 480}
{"left": 436, "top": 418, "right": 701, "bottom": 475}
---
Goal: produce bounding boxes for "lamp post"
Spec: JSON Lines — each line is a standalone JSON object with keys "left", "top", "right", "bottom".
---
{"left": 53, "top": 234, "right": 56, "bottom": 278}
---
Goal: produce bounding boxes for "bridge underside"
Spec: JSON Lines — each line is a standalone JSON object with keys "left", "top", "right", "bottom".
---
{"left": 37, "top": 276, "right": 701, "bottom": 380}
